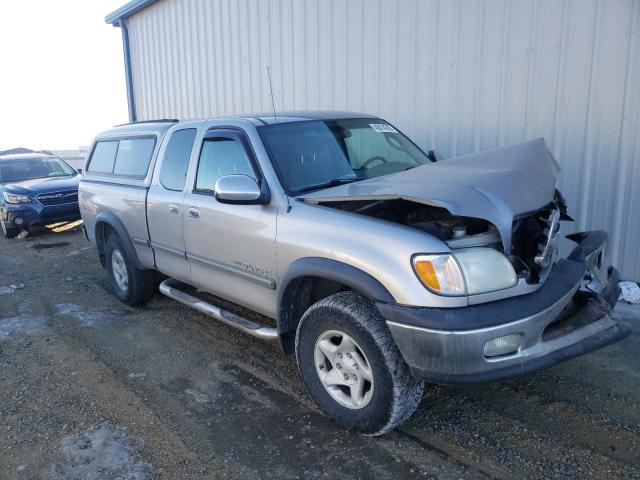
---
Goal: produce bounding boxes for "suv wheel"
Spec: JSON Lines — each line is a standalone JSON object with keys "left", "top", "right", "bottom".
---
{"left": 105, "top": 233, "right": 156, "bottom": 305}
{"left": 1, "top": 218, "right": 19, "bottom": 239}
{"left": 295, "top": 292, "right": 424, "bottom": 435}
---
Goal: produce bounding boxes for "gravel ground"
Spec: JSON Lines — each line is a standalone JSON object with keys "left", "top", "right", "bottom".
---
{"left": 0, "top": 227, "right": 638, "bottom": 479}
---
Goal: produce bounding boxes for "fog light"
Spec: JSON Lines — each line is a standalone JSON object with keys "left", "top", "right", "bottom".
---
{"left": 13, "top": 217, "right": 24, "bottom": 226}
{"left": 483, "top": 334, "right": 523, "bottom": 358}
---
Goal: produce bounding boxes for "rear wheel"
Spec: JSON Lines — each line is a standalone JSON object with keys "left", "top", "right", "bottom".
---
{"left": 105, "top": 233, "right": 156, "bottom": 305}
{"left": 295, "top": 291, "right": 424, "bottom": 435}
{"left": 0, "top": 218, "right": 19, "bottom": 239}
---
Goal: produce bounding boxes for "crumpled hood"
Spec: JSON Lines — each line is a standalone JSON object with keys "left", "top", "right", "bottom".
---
{"left": 1, "top": 175, "right": 80, "bottom": 196}
{"left": 300, "top": 138, "right": 560, "bottom": 252}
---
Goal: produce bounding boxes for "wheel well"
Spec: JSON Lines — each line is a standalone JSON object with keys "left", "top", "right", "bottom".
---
{"left": 278, "top": 276, "right": 351, "bottom": 355}
{"left": 95, "top": 221, "right": 116, "bottom": 268}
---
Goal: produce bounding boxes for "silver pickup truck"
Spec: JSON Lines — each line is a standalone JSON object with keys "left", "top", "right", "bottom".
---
{"left": 79, "top": 111, "right": 629, "bottom": 435}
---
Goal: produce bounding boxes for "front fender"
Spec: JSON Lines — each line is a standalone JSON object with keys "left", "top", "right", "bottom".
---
{"left": 278, "top": 257, "right": 395, "bottom": 307}
{"left": 276, "top": 257, "right": 395, "bottom": 355}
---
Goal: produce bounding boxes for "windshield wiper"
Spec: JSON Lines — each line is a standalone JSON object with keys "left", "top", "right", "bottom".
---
{"left": 296, "top": 177, "right": 358, "bottom": 194}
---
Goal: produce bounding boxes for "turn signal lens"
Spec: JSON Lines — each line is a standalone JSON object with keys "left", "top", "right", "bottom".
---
{"left": 413, "top": 254, "right": 466, "bottom": 296}
{"left": 414, "top": 260, "right": 440, "bottom": 290}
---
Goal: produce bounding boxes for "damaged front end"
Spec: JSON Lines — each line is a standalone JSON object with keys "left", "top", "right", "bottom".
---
{"left": 299, "top": 138, "right": 629, "bottom": 383}
{"left": 309, "top": 191, "right": 629, "bottom": 383}
{"left": 299, "top": 139, "right": 574, "bottom": 303}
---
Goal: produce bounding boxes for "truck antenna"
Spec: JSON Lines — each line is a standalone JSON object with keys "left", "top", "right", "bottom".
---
{"left": 267, "top": 66, "right": 278, "bottom": 126}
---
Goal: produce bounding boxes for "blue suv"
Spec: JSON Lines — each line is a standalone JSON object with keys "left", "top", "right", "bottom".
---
{"left": 0, "top": 153, "right": 81, "bottom": 238}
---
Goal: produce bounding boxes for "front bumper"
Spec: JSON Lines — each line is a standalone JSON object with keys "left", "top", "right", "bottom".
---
{"left": 377, "top": 231, "right": 631, "bottom": 385}
{"left": 1, "top": 202, "right": 80, "bottom": 228}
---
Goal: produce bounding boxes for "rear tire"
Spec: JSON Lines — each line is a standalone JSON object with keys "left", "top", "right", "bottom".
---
{"left": 105, "top": 233, "right": 156, "bottom": 305}
{"left": 295, "top": 291, "right": 424, "bottom": 435}
{"left": 0, "top": 218, "right": 19, "bottom": 239}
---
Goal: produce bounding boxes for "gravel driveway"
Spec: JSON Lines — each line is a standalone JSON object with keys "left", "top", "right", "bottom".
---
{"left": 1, "top": 227, "right": 639, "bottom": 479}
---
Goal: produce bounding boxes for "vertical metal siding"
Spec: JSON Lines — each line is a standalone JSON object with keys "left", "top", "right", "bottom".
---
{"left": 126, "top": 0, "right": 640, "bottom": 279}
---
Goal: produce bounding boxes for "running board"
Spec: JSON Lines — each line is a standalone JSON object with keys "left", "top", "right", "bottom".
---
{"left": 159, "top": 278, "right": 278, "bottom": 341}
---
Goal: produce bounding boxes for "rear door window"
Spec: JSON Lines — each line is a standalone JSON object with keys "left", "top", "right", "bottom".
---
{"left": 159, "top": 129, "right": 197, "bottom": 191}
{"left": 88, "top": 141, "right": 118, "bottom": 173}
{"left": 113, "top": 138, "right": 156, "bottom": 176}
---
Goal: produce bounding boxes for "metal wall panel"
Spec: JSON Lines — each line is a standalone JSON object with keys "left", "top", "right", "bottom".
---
{"left": 126, "top": 0, "right": 640, "bottom": 279}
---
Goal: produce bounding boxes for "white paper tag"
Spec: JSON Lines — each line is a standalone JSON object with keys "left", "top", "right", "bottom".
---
{"left": 369, "top": 123, "right": 397, "bottom": 133}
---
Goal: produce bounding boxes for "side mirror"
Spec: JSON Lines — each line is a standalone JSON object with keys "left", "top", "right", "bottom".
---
{"left": 214, "top": 175, "right": 265, "bottom": 204}
{"left": 427, "top": 150, "right": 445, "bottom": 162}
{"left": 77, "top": 168, "right": 83, "bottom": 174}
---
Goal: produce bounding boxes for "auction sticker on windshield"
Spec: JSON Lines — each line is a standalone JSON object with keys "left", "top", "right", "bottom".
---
{"left": 370, "top": 124, "right": 398, "bottom": 133}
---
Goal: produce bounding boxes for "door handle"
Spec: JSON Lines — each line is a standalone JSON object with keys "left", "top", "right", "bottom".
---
{"left": 188, "top": 206, "right": 200, "bottom": 219}
{"left": 168, "top": 204, "right": 179, "bottom": 214}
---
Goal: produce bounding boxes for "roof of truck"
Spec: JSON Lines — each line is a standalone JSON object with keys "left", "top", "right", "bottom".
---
{"left": 233, "top": 111, "right": 379, "bottom": 126}
{"left": 95, "top": 111, "right": 380, "bottom": 138}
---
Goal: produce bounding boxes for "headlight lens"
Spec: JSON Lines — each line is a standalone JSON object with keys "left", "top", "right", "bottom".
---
{"left": 453, "top": 248, "right": 518, "bottom": 294}
{"left": 2, "top": 192, "right": 31, "bottom": 204}
{"left": 413, "top": 248, "right": 517, "bottom": 296}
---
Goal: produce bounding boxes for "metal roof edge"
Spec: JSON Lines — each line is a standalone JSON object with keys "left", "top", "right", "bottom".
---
{"left": 105, "top": 0, "right": 160, "bottom": 25}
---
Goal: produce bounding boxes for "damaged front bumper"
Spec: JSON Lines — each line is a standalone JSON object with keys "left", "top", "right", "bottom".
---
{"left": 377, "top": 231, "right": 631, "bottom": 385}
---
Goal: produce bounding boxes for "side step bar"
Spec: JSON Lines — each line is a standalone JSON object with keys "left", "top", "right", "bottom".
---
{"left": 159, "top": 278, "right": 279, "bottom": 341}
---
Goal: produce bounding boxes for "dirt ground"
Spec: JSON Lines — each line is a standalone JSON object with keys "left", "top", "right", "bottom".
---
{"left": 0, "top": 227, "right": 639, "bottom": 480}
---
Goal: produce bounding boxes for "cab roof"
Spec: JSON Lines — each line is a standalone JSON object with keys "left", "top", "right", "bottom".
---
{"left": 95, "top": 111, "right": 380, "bottom": 138}
{"left": 233, "top": 111, "right": 379, "bottom": 126}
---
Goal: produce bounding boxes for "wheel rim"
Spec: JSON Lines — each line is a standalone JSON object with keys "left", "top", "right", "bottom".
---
{"left": 111, "top": 249, "right": 129, "bottom": 292}
{"left": 314, "top": 330, "right": 374, "bottom": 409}
{"left": 1, "top": 219, "right": 6, "bottom": 235}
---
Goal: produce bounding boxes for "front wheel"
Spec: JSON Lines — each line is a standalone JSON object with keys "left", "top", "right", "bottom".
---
{"left": 295, "top": 292, "right": 424, "bottom": 435}
{"left": 0, "top": 217, "right": 19, "bottom": 239}
{"left": 105, "top": 233, "right": 156, "bottom": 305}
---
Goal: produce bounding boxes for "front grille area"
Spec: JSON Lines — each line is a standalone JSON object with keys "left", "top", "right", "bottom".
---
{"left": 511, "top": 206, "right": 560, "bottom": 283}
{"left": 35, "top": 190, "right": 78, "bottom": 206}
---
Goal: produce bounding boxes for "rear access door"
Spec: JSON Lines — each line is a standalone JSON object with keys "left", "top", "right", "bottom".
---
{"left": 147, "top": 127, "right": 198, "bottom": 282}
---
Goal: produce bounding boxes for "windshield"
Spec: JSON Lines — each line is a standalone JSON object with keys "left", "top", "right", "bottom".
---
{"left": 0, "top": 157, "right": 77, "bottom": 183}
{"left": 259, "top": 118, "right": 430, "bottom": 194}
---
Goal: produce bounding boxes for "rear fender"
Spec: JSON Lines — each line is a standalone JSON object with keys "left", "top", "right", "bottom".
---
{"left": 94, "top": 211, "right": 146, "bottom": 270}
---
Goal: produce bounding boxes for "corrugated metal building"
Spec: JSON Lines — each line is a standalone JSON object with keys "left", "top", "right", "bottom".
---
{"left": 106, "top": 0, "right": 640, "bottom": 280}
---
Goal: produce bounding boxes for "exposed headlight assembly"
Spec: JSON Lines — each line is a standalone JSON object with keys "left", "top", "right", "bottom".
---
{"left": 2, "top": 192, "right": 31, "bottom": 204}
{"left": 413, "top": 248, "right": 518, "bottom": 296}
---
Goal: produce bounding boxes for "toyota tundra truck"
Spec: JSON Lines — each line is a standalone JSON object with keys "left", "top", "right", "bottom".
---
{"left": 79, "top": 112, "right": 629, "bottom": 435}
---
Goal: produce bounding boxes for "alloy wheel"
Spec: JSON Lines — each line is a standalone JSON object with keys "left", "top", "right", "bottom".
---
{"left": 314, "top": 330, "right": 374, "bottom": 409}
{"left": 111, "top": 249, "right": 129, "bottom": 292}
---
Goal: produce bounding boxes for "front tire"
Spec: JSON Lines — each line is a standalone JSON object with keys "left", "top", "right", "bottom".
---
{"left": 105, "top": 233, "right": 156, "bottom": 305}
{"left": 295, "top": 292, "right": 424, "bottom": 435}
{"left": 0, "top": 218, "right": 19, "bottom": 239}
